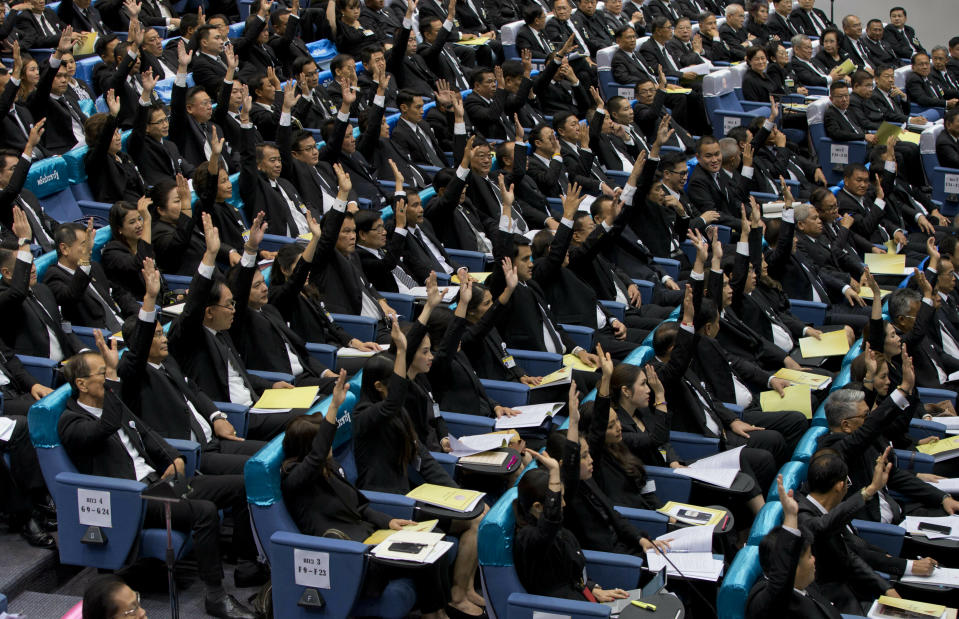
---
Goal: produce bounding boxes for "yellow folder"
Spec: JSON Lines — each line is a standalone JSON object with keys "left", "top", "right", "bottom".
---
{"left": 760, "top": 384, "right": 813, "bottom": 419}
{"left": 877, "top": 595, "right": 945, "bottom": 618}
{"left": 656, "top": 501, "right": 725, "bottom": 526}
{"left": 838, "top": 58, "right": 857, "bottom": 75}
{"left": 538, "top": 365, "right": 573, "bottom": 386}
{"left": 362, "top": 520, "right": 439, "bottom": 545}
{"left": 73, "top": 32, "right": 97, "bottom": 57}
{"left": 858, "top": 287, "right": 891, "bottom": 300}
{"left": 864, "top": 253, "right": 908, "bottom": 275}
{"left": 799, "top": 330, "right": 850, "bottom": 358}
{"left": 451, "top": 272, "right": 491, "bottom": 283}
{"left": 773, "top": 368, "right": 830, "bottom": 389}
{"left": 563, "top": 354, "right": 597, "bottom": 372}
{"left": 406, "top": 484, "right": 485, "bottom": 512}
{"left": 917, "top": 435, "right": 959, "bottom": 457}
{"left": 252, "top": 386, "right": 319, "bottom": 410}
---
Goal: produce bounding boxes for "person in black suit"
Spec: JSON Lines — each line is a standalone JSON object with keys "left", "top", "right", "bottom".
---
{"left": 45, "top": 222, "right": 139, "bottom": 331}
{"left": 936, "top": 107, "right": 959, "bottom": 168}
{"left": 718, "top": 4, "right": 751, "bottom": 61}
{"left": 907, "top": 53, "right": 959, "bottom": 111}
{"left": 820, "top": 376, "right": 959, "bottom": 526}
{"left": 82, "top": 93, "right": 148, "bottom": 204}
{"left": 515, "top": 7, "right": 555, "bottom": 60}
{"left": 190, "top": 24, "right": 229, "bottom": 99}
{"left": 128, "top": 72, "right": 196, "bottom": 187}
{"left": 883, "top": 7, "right": 925, "bottom": 60}
{"left": 573, "top": 0, "right": 614, "bottom": 56}
{"left": 746, "top": 477, "right": 843, "bottom": 619}
{"left": 697, "top": 13, "right": 736, "bottom": 64}
{"left": 290, "top": 58, "right": 337, "bottom": 128}
{"left": 14, "top": 0, "right": 63, "bottom": 49}
{"left": 417, "top": 8, "right": 473, "bottom": 93}
{"left": 235, "top": 10, "right": 284, "bottom": 82}
{"left": 798, "top": 449, "right": 907, "bottom": 613}
{"left": 423, "top": 160, "right": 497, "bottom": 253}
{"left": 823, "top": 80, "right": 878, "bottom": 146}
{"left": 118, "top": 258, "right": 266, "bottom": 476}
{"left": 838, "top": 15, "right": 873, "bottom": 72}
{"left": 140, "top": 28, "right": 179, "bottom": 80}
{"left": 59, "top": 333, "right": 259, "bottom": 619}
{"left": 641, "top": 16, "right": 701, "bottom": 83}
{"left": 399, "top": 190, "right": 461, "bottom": 281}
{"left": 930, "top": 46, "right": 959, "bottom": 101}
{"left": 280, "top": 375, "right": 451, "bottom": 619}
{"left": 355, "top": 206, "right": 418, "bottom": 293}
{"left": 767, "top": 0, "right": 799, "bottom": 41}
{"left": 29, "top": 30, "right": 87, "bottom": 155}
{"left": 227, "top": 214, "right": 338, "bottom": 391}
{"left": 789, "top": 33, "right": 844, "bottom": 88}
{"left": 463, "top": 68, "right": 524, "bottom": 141}
{"left": 392, "top": 89, "right": 452, "bottom": 170}
{"left": 687, "top": 135, "right": 750, "bottom": 234}
{"left": 56, "top": 0, "right": 106, "bottom": 36}
{"left": 166, "top": 212, "right": 300, "bottom": 442}
{"left": 788, "top": 0, "right": 833, "bottom": 38}
{"left": 150, "top": 175, "right": 221, "bottom": 276}
{"left": 861, "top": 20, "right": 898, "bottom": 69}
{"left": 667, "top": 17, "right": 707, "bottom": 69}
{"left": 0, "top": 127, "right": 56, "bottom": 252}
{"left": 0, "top": 225, "right": 84, "bottom": 361}
{"left": 268, "top": 9, "right": 312, "bottom": 82}
{"left": 525, "top": 123, "right": 574, "bottom": 199}
{"left": 611, "top": 24, "right": 658, "bottom": 86}
{"left": 357, "top": 79, "right": 432, "bottom": 191}
{"left": 278, "top": 124, "right": 345, "bottom": 217}
{"left": 352, "top": 323, "right": 489, "bottom": 617}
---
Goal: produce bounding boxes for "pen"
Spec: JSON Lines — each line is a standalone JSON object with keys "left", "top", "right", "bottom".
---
{"left": 631, "top": 600, "right": 657, "bottom": 611}
{"left": 720, "top": 514, "right": 730, "bottom": 529}
{"left": 672, "top": 609, "right": 681, "bottom": 619}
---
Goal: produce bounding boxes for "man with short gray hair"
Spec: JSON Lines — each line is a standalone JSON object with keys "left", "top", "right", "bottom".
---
{"left": 819, "top": 360, "right": 959, "bottom": 524}
{"left": 789, "top": 33, "right": 846, "bottom": 87}
{"left": 886, "top": 282, "right": 959, "bottom": 390}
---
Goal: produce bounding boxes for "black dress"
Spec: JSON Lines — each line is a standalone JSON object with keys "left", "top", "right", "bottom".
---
{"left": 101, "top": 238, "right": 168, "bottom": 301}
{"left": 614, "top": 403, "right": 680, "bottom": 468}
{"left": 742, "top": 68, "right": 783, "bottom": 102}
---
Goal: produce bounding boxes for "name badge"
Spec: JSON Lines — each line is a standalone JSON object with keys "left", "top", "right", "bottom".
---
{"left": 502, "top": 355, "right": 516, "bottom": 369}
{"left": 641, "top": 480, "right": 657, "bottom": 494}
{"left": 62, "top": 321, "right": 73, "bottom": 333}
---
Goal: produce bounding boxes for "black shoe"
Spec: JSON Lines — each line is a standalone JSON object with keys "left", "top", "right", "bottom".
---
{"left": 204, "top": 593, "right": 256, "bottom": 619}
{"left": 446, "top": 604, "right": 488, "bottom": 619}
{"left": 33, "top": 510, "right": 57, "bottom": 532}
{"left": 233, "top": 560, "right": 270, "bottom": 588}
{"left": 19, "top": 518, "right": 56, "bottom": 549}
{"left": 34, "top": 497, "right": 57, "bottom": 520}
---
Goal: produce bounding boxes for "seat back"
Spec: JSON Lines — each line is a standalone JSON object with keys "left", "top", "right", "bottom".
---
{"left": 807, "top": 97, "right": 852, "bottom": 185}
{"left": 894, "top": 65, "right": 912, "bottom": 90}
{"left": 41, "top": 187, "right": 85, "bottom": 223}
{"left": 791, "top": 426, "right": 829, "bottom": 463}
{"left": 26, "top": 155, "right": 69, "bottom": 199}
{"left": 746, "top": 500, "right": 783, "bottom": 545}
{"left": 766, "top": 460, "right": 808, "bottom": 501}
{"left": 501, "top": 20, "right": 523, "bottom": 58}
{"left": 645, "top": 465, "right": 691, "bottom": 503}
{"left": 716, "top": 544, "right": 761, "bottom": 619}
{"left": 597, "top": 45, "right": 634, "bottom": 99}
{"left": 478, "top": 486, "right": 526, "bottom": 619}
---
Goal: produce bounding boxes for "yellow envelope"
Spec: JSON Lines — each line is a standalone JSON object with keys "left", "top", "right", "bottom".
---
{"left": 864, "top": 253, "right": 908, "bottom": 275}
{"left": 538, "top": 365, "right": 573, "bottom": 385}
{"left": 873, "top": 121, "right": 903, "bottom": 146}
{"left": 563, "top": 353, "right": 597, "bottom": 372}
{"left": 773, "top": 368, "right": 830, "bottom": 389}
{"left": 363, "top": 520, "right": 439, "bottom": 545}
{"left": 455, "top": 36, "right": 490, "bottom": 46}
{"left": 73, "top": 32, "right": 97, "bottom": 57}
{"left": 917, "top": 435, "right": 959, "bottom": 457}
{"left": 252, "top": 386, "right": 319, "bottom": 409}
{"left": 799, "top": 330, "right": 850, "bottom": 358}
{"left": 666, "top": 87, "right": 693, "bottom": 94}
{"left": 883, "top": 239, "right": 901, "bottom": 254}
{"left": 451, "top": 272, "right": 491, "bottom": 283}
{"left": 406, "top": 484, "right": 484, "bottom": 512}
{"left": 760, "top": 384, "right": 812, "bottom": 419}
{"left": 877, "top": 596, "right": 945, "bottom": 618}
{"left": 838, "top": 58, "right": 857, "bottom": 75}
{"left": 899, "top": 131, "right": 921, "bottom": 145}
{"left": 858, "top": 287, "right": 891, "bottom": 300}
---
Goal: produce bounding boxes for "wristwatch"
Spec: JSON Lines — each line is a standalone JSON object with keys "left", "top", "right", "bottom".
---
{"left": 210, "top": 412, "right": 228, "bottom": 423}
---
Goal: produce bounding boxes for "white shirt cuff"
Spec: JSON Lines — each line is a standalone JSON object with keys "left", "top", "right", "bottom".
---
{"left": 403, "top": 17, "right": 411, "bottom": 28}
{"left": 49, "top": 57, "right": 61, "bottom": 69}
{"left": 782, "top": 208, "right": 795, "bottom": 224}
{"left": 241, "top": 251, "right": 256, "bottom": 268}
{"left": 741, "top": 166, "right": 754, "bottom": 179}
{"left": 454, "top": 122, "right": 466, "bottom": 134}
{"left": 373, "top": 94, "right": 386, "bottom": 107}
{"left": 175, "top": 73, "right": 187, "bottom": 87}
{"left": 923, "top": 297, "right": 934, "bottom": 307}
{"left": 690, "top": 270, "right": 704, "bottom": 281}
{"left": 139, "top": 308, "right": 157, "bottom": 322}
{"left": 890, "top": 388, "right": 910, "bottom": 409}
{"left": 17, "top": 249, "right": 33, "bottom": 263}
{"left": 736, "top": 241, "right": 748, "bottom": 255}
{"left": 803, "top": 326, "right": 811, "bottom": 336}
{"left": 884, "top": 160, "right": 896, "bottom": 173}
{"left": 395, "top": 227, "right": 407, "bottom": 236}
{"left": 841, "top": 284, "right": 850, "bottom": 295}
{"left": 621, "top": 184, "right": 637, "bottom": 204}
{"left": 337, "top": 110, "right": 350, "bottom": 121}
{"left": 279, "top": 112, "right": 291, "bottom": 126}
{"left": 875, "top": 198, "right": 886, "bottom": 211}
{"left": 456, "top": 166, "right": 470, "bottom": 180}
{"left": 332, "top": 198, "right": 348, "bottom": 212}
{"left": 560, "top": 217, "right": 574, "bottom": 229}
{"left": 198, "top": 262, "right": 215, "bottom": 279}
{"left": 782, "top": 526, "right": 801, "bottom": 536}
{"left": 680, "top": 323, "right": 694, "bottom": 333}
{"left": 499, "top": 215, "right": 514, "bottom": 232}
{"left": 443, "top": 19, "right": 453, "bottom": 30}
{"left": 240, "top": 122, "right": 254, "bottom": 129}
{"left": 763, "top": 119, "right": 775, "bottom": 131}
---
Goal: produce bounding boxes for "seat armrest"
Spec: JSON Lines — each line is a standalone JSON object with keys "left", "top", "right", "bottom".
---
{"left": 479, "top": 379, "right": 530, "bottom": 407}
{"left": 908, "top": 418, "right": 946, "bottom": 441}
{"left": 558, "top": 324, "right": 594, "bottom": 350}
{"left": 445, "top": 248, "right": 487, "bottom": 272}
{"left": 613, "top": 506, "right": 670, "bottom": 539}
{"left": 505, "top": 349, "right": 563, "bottom": 376}
{"left": 380, "top": 292, "right": 415, "bottom": 321}
{"left": 788, "top": 299, "right": 828, "bottom": 326}
{"left": 330, "top": 313, "right": 377, "bottom": 342}
{"left": 582, "top": 549, "right": 644, "bottom": 590}
{"left": 258, "top": 233, "right": 297, "bottom": 252}
{"left": 164, "top": 438, "right": 201, "bottom": 477}
{"left": 430, "top": 451, "right": 458, "bottom": 478}
{"left": 359, "top": 490, "right": 416, "bottom": 520}
{"left": 893, "top": 449, "right": 934, "bottom": 474}
{"left": 506, "top": 592, "right": 610, "bottom": 617}
{"left": 598, "top": 300, "right": 627, "bottom": 322}
{"left": 851, "top": 519, "right": 905, "bottom": 556}
{"left": 213, "top": 401, "right": 249, "bottom": 438}
{"left": 15, "top": 354, "right": 58, "bottom": 387}
{"left": 248, "top": 369, "right": 296, "bottom": 383}
{"left": 439, "top": 410, "right": 495, "bottom": 437}
{"left": 917, "top": 387, "right": 956, "bottom": 406}
{"left": 669, "top": 431, "right": 720, "bottom": 460}
{"left": 305, "top": 342, "right": 337, "bottom": 370}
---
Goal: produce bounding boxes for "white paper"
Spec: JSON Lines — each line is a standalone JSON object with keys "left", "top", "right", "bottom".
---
{"left": 903, "top": 515, "right": 959, "bottom": 539}
{"left": 673, "top": 468, "right": 739, "bottom": 488}
{"left": 407, "top": 287, "right": 458, "bottom": 303}
{"left": 945, "top": 174, "right": 959, "bottom": 195}
{"left": 248, "top": 407, "right": 293, "bottom": 414}
{"left": 161, "top": 303, "right": 185, "bottom": 316}
{"left": 293, "top": 548, "right": 331, "bottom": 589}
{"left": 645, "top": 552, "right": 723, "bottom": 581}
{"left": 532, "top": 613, "right": 571, "bottom": 619}
{"left": 0, "top": 416, "right": 15, "bottom": 443}
{"left": 723, "top": 116, "right": 741, "bottom": 135}
{"left": 655, "top": 523, "right": 714, "bottom": 552}
{"left": 78, "top": 488, "right": 112, "bottom": 527}
{"left": 929, "top": 478, "right": 959, "bottom": 493}
{"left": 447, "top": 433, "right": 508, "bottom": 457}
{"left": 899, "top": 566, "right": 959, "bottom": 588}
{"left": 682, "top": 62, "right": 711, "bottom": 75}
{"left": 867, "top": 599, "right": 950, "bottom": 619}
{"left": 336, "top": 344, "right": 390, "bottom": 358}
{"left": 830, "top": 143, "right": 849, "bottom": 165}
{"left": 494, "top": 402, "right": 563, "bottom": 429}
{"left": 688, "top": 445, "right": 744, "bottom": 471}
{"left": 371, "top": 531, "right": 446, "bottom": 563}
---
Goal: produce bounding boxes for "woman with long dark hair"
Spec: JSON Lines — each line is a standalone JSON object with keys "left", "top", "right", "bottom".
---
{"left": 609, "top": 363, "right": 681, "bottom": 468}
{"left": 101, "top": 198, "right": 166, "bottom": 301}
{"left": 282, "top": 371, "right": 451, "bottom": 619}
{"left": 149, "top": 175, "right": 210, "bottom": 275}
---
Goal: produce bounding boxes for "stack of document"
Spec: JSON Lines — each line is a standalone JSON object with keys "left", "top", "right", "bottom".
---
{"left": 407, "top": 287, "right": 458, "bottom": 303}
{"left": 250, "top": 386, "right": 320, "bottom": 413}
{"left": 494, "top": 402, "right": 564, "bottom": 429}
{"left": 867, "top": 595, "right": 950, "bottom": 619}
{"left": 451, "top": 272, "right": 492, "bottom": 284}
{"left": 865, "top": 253, "right": 910, "bottom": 276}
{"left": 773, "top": 368, "right": 832, "bottom": 390}
{"left": 900, "top": 567, "right": 959, "bottom": 589}
{"left": 759, "top": 384, "right": 813, "bottom": 418}
{"left": 799, "top": 330, "right": 851, "bottom": 358}
{"left": 929, "top": 478, "right": 959, "bottom": 493}
{"left": 406, "top": 484, "right": 486, "bottom": 513}
{"left": 673, "top": 446, "right": 743, "bottom": 489}
{"left": 903, "top": 515, "right": 959, "bottom": 540}
{"left": 531, "top": 366, "right": 572, "bottom": 389}
{"left": 370, "top": 530, "right": 452, "bottom": 564}
{"left": 336, "top": 344, "right": 390, "bottom": 359}
{"left": 925, "top": 417, "right": 959, "bottom": 435}
{"left": 644, "top": 525, "right": 723, "bottom": 581}
{"left": 563, "top": 354, "right": 598, "bottom": 372}
{"left": 363, "top": 519, "right": 439, "bottom": 545}
{"left": 859, "top": 287, "right": 893, "bottom": 300}
{"left": 657, "top": 502, "right": 726, "bottom": 526}
{"left": 917, "top": 436, "right": 959, "bottom": 462}
{"left": 447, "top": 433, "right": 510, "bottom": 457}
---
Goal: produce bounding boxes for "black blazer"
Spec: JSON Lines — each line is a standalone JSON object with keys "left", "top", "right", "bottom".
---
{"left": 43, "top": 262, "right": 139, "bottom": 328}
{"left": 428, "top": 315, "right": 498, "bottom": 418}
{"left": 822, "top": 104, "right": 866, "bottom": 142}
{"left": 585, "top": 395, "right": 657, "bottom": 510}
{"left": 463, "top": 87, "right": 528, "bottom": 141}
{"left": 644, "top": 0, "right": 680, "bottom": 22}
{"left": 402, "top": 221, "right": 460, "bottom": 282}
{"left": 717, "top": 23, "right": 748, "bottom": 60}
{"left": 29, "top": 61, "right": 83, "bottom": 155}
{"left": 117, "top": 313, "right": 221, "bottom": 446}
{"left": 58, "top": 380, "right": 179, "bottom": 482}
{"left": 0, "top": 154, "right": 57, "bottom": 250}
{"left": 423, "top": 170, "right": 497, "bottom": 252}
{"left": 238, "top": 126, "right": 310, "bottom": 237}
{"left": 742, "top": 69, "right": 782, "bottom": 102}
{"left": 166, "top": 266, "right": 274, "bottom": 403}
{"left": 128, "top": 98, "right": 195, "bottom": 187}
{"left": 571, "top": 10, "right": 614, "bottom": 56}
{"left": 906, "top": 72, "right": 949, "bottom": 109}
{"left": 56, "top": 0, "right": 106, "bottom": 34}
{"left": 268, "top": 256, "right": 354, "bottom": 348}
{"left": 83, "top": 113, "right": 146, "bottom": 203}
{"left": 813, "top": 50, "right": 846, "bottom": 74}
{"left": 101, "top": 238, "right": 158, "bottom": 301}
{"left": 356, "top": 232, "right": 412, "bottom": 293}
{"left": 460, "top": 299, "right": 529, "bottom": 383}
{"left": 936, "top": 129, "right": 959, "bottom": 169}
{"left": 515, "top": 24, "right": 554, "bottom": 59}
{"left": 277, "top": 121, "right": 345, "bottom": 216}
{"left": 687, "top": 163, "right": 747, "bottom": 231}
{"left": 282, "top": 416, "right": 393, "bottom": 539}
{"left": 309, "top": 207, "right": 386, "bottom": 315}
{"left": 390, "top": 117, "right": 447, "bottom": 169}
{"left": 611, "top": 47, "right": 656, "bottom": 85}
{"left": 860, "top": 36, "right": 898, "bottom": 68}
{"left": 639, "top": 37, "right": 684, "bottom": 80}
{"left": 352, "top": 373, "right": 455, "bottom": 493}
{"left": 526, "top": 151, "right": 572, "bottom": 199}
{"left": 788, "top": 6, "right": 833, "bottom": 37}
{"left": 14, "top": 8, "right": 62, "bottom": 49}
{"left": 190, "top": 53, "right": 228, "bottom": 99}
{"left": 152, "top": 211, "right": 210, "bottom": 277}
{"left": 867, "top": 88, "right": 911, "bottom": 125}
{"left": 766, "top": 10, "right": 799, "bottom": 41}
{"left": 789, "top": 56, "right": 830, "bottom": 87}
{"left": 883, "top": 24, "right": 925, "bottom": 59}
{"left": 0, "top": 256, "right": 83, "bottom": 358}
{"left": 745, "top": 527, "right": 843, "bottom": 619}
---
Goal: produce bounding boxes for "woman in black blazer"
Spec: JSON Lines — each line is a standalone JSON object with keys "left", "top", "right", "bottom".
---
{"left": 766, "top": 41, "right": 808, "bottom": 96}
{"left": 82, "top": 93, "right": 147, "bottom": 203}
{"left": 814, "top": 28, "right": 848, "bottom": 73}
{"left": 742, "top": 46, "right": 784, "bottom": 103}
{"left": 281, "top": 372, "right": 450, "bottom": 619}
{"left": 149, "top": 176, "right": 208, "bottom": 276}
{"left": 513, "top": 444, "right": 632, "bottom": 603}
{"left": 578, "top": 346, "right": 662, "bottom": 511}
{"left": 352, "top": 321, "right": 489, "bottom": 618}
{"left": 101, "top": 199, "right": 167, "bottom": 301}
{"left": 745, "top": 2, "right": 775, "bottom": 47}
{"left": 331, "top": 0, "right": 379, "bottom": 58}
{"left": 192, "top": 160, "right": 249, "bottom": 265}
{"left": 61, "top": 52, "right": 95, "bottom": 101}
{"left": 609, "top": 363, "right": 681, "bottom": 469}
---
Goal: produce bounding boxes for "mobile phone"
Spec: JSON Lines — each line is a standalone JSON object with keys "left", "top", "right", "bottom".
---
{"left": 388, "top": 542, "right": 427, "bottom": 554}
{"left": 917, "top": 522, "right": 951, "bottom": 535}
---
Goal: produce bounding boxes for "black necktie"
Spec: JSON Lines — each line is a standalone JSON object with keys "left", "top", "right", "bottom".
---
{"left": 214, "top": 331, "right": 256, "bottom": 395}
{"left": 159, "top": 364, "right": 210, "bottom": 443}
{"left": 18, "top": 197, "right": 53, "bottom": 249}
{"left": 411, "top": 227, "right": 444, "bottom": 273}
{"left": 415, "top": 124, "right": 446, "bottom": 167}
{"left": 86, "top": 276, "right": 124, "bottom": 332}
{"left": 529, "top": 287, "right": 563, "bottom": 351}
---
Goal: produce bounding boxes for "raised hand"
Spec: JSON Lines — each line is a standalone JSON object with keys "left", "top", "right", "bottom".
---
{"left": 340, "top": 77, "right": 356, "bottom": 106}
{"left": 210, "top": 125, "right": 224, "bottom": 160}
{"left": 562, "top": 183, "right": 584, "bottom": 219}
{"left": 202, "top": 212, "right": 220, "bottom": 258}
{"left": 105, "top": 88, "right": 120, "bottom": 116}
{"left": 502, "top": 256, "right": 518, "bottom": 290}
{"left": 557, "top": 34, "right": 577, "bottom": 57}
{"left": 11, "top": 206, "right": 32, "bottom": 242}
{"left": 94, "top": 329, "right": 119, "bottom": 375}
{"left": 143, "top": 256, "right": 161, "bottom": 300}
{"left": 425, "top": 270, "right": 443, "bottom": 308}
{"left": 388, "top": 158, "right": 405, "bottom": 188}
{"left": 654, "top": 114, "right": 673, "bottom": 147}
{"left": 247, "top": 211, "right": 268, "bottom": 251}
{"left": 177, "top": 39, "right": 193, "bottom": 70}
{"left": 25, "top": 117, "right": 45, "bottom": 150}
{"left": 900, "top": 345, "right": 915, "bottom": 394}
{"left": 282, "top": 80, "right": 301, "bottom": 111}
{"left": 394, "top": 198, "right": 407, "bottom": 229}
{"left": 333, "top": 162, "right": 352, "bottom": 196}
{"left": 525, "top": 447, "right": 560, "bottom": 472}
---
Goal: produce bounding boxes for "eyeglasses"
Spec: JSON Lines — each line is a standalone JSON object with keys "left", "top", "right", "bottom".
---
{"left": 148, "top": 115, "right": 171, "bottom": 125}
{"left": 211, "top": 299, "right": 236, "bottom": 309}
{"left": 664, "top": 168, "right": 688, "bottom": 177}
{"left": 80, "top": 368, "right": 107, "bottom": 379}
{"left": 295, "top": 144, "right": 318, "bottom": 152}
{"left": 119, "top": 591, "right": 142, "bottom": 617}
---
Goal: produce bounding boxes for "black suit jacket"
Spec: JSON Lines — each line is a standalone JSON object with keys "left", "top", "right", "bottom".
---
{"left": 239, "top": 125, "right": 310, "bottom": 237}
{"left": 167, "top": 78, "right": 227, "bottom": 173}
{"left": 823, "top": 104, "right": 866, "bottom": 142}
{"left": 766, "top": 11, "right": 799, "bottom": 41}
{"left": 687, "top": 163, "right": 747, "bottom": 231}
{"left": 268, "top": 255, "right": 355, "bottom": 348}
{"left": 56, "top": 0, "right": 107, "bottom": 34}
{"left": 745, "top": 528, "right": 843, "bottom": 619}
{"left": 861, "top": 36, "right": 898, "bottom": 68}
{"left": 869, "top": 88, "right": 911, "bottom": 125}
{"left": 15, "top": 8, "right": 62, "bottom": 49}
{"left": 356, "top": 231, "right": 414, "bottom": 293}
{"left": 906, "top": 72, "right": 948, "bottom": 109}
{"left": 515, "top": 24, "right": 553, "bottom": 59}
{"left": 43, "top": 262, "right": 139, "bottom": 328}
{"left": 788, "top": 6, "right": 833, "bottom": 37}
{"left": 423, "top": 170, "right": 496, "bottom": 252}
{"left": 29, "top": 60, "right": 84, "bottom": 155}
{"left": 936, "top": 129, "right": 959, "bottom": 169}
{"left": 167, "top": 265, "right": 274, "bottom": 403}
{"left": 789, "top": 56, "right": 830, "bottom": 87}
{"left": 59, "top": 381, "right": 179, "bottom": 482}
{"left": 611, "top": 47, "right": 656, "bottom": 85}
{"left": 191, "top": 53, "right": 229, "bottom": 99}
{"left": 883, "top": 24, "right": 925, "bottom": 59}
